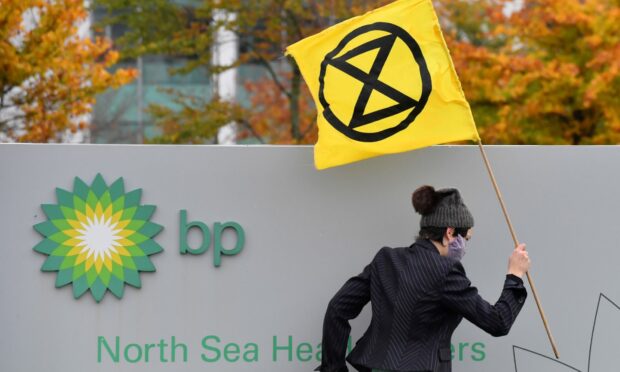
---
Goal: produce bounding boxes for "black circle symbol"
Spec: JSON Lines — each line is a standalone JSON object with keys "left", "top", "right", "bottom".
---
{"left": 318, "top": 22, "right": 432, "bottom": 142}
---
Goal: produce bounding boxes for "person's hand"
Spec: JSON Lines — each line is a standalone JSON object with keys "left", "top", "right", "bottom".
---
{"left": 508, "top": 243, "right": 530, "bottom": 278}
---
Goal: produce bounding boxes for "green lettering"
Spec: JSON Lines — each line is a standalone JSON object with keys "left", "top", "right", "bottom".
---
{"left": 124, "top": 344, "right": 143, "bottom": 363}
{"left": 243, "top": 343, "right": 259, "bottom": 362}
{"left": 471, "top": 342, "right": 486, "bottom": 361}
{"left": 213, "top": 221, "right": 245, "bottom": 267}
{"left": 180, "top": 210, "right": 211, "bottom": 255}
{"left": 144, "top": 343, "right": 156, "bottom": 362}
{"left": 171, "top": 336, "right": 188, "bottom": 362}
{"left": 458, "top": 342, "right": 469, "bottom": 361}
{"left": 297, "top": 342, "right": 313, "bottom": 362}
{"left": 98, "top": 336, "right": 119, "bottom": 363}
{"left": 157, "top": 339, "right": 169, "bottom": 363}
{"left": 273, "top": 335, "right": 293, "bottom": 362}
{"left": 224, "top": 342, "right": 240, "bottom": 362}
{"left": 201, "top": 335, "right": 221, "bottom": 362}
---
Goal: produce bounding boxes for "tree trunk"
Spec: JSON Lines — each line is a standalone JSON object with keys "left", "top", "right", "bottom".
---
{"left": 290, "top": 60, "right": 302, "bottom": 142}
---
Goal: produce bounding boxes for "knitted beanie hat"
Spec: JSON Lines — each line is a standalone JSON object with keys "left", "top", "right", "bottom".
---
{"left": 411, "top": 185, "right": 474, "bottom": 228}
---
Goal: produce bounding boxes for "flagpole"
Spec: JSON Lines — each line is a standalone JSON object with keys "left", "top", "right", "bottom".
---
{"left": 476, "top": 140, "right": 560, "bottom": 359}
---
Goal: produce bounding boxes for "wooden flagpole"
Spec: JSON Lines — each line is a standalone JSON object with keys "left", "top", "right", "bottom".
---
{"left": 476, "top": 140, "right": 560, "bottom": 359}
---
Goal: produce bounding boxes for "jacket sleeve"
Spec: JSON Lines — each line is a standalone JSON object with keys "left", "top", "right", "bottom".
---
{"left": 315, "top": 263, "right": 372, "bottom": 372}
{"left": 440, "top": 261, "right": 527, "bottom": 337}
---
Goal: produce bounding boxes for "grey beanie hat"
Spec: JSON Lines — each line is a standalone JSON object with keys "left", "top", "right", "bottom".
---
{"left": 412, "top": 185, "right": 474, "bottom": 228}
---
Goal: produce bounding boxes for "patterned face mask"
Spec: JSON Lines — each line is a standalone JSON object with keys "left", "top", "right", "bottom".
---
{"left": 448, "top": 234, "right": 467, "bottom": 261}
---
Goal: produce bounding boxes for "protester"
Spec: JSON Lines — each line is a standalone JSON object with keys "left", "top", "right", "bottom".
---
{"left": 316, "top": 185, "right": 530, "bottom": 372}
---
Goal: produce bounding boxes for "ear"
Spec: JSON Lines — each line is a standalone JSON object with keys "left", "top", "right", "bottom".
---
{"left": 444, "top": 227, "right": 455, "bottom": 244}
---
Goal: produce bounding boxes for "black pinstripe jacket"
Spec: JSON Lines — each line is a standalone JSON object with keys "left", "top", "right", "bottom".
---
{"left": 316, "top": 239, "right": 527, "bottom": 372}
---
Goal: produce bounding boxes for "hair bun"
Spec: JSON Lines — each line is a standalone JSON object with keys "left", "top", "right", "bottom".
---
{"left": 412, "top": 185, "right": 438, "bottom": 215}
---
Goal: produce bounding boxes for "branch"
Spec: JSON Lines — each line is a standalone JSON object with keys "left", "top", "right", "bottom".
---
{"left": 301, "top": 116, "right": 317, "bottom": 139}
{"left": 306, "top": 0, "right": 328, "bottom": 29}
{"left": 0, "top": 114, "right": 26, "bottom": 128}
{"left": 284, "top": 8, "right": 304, "bottom": 40}
{"left": 1, "top": 84, "right": 15, "bottom": 108}
{"left": 250, "top": 50, "right": 292, "bottom": 99}
{"left": 236, "top": 118, "right": 265, "bottom": 144}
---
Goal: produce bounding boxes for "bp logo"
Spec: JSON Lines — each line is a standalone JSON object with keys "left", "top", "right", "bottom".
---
{"left": 33, "top": 174, "right": 163, "bottom": 302}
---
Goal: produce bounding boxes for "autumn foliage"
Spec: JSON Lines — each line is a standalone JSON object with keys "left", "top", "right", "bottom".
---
{"left": 239, "top": 75, "right": 317, "bottom": 144}
{"left": 96, "top": 0, "right": 393, "bottom": 144}
{"left": 0, "top": 0, "right": 136, "bottom": 142}
{"left": 98, "top": 0, "right": 619, "bottom": 145}
{"left": 441, "top": 0, "right": 620, "bottom": 144}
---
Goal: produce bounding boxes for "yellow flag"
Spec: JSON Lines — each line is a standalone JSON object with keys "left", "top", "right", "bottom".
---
{"left": 286, "top": 0, "right": 480, "bottom": 170}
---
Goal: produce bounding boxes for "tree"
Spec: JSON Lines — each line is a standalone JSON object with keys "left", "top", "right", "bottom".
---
{"left": 94, "top": 0, "right": 393, "bottom": 144}
{"left": 0, "top": 0, "right": 136, "bottom": 142}
{"left": 440, "top": 0, "right": 620, "bottom": 144}
{"left": 95, "top": 0, "right": 620, "bottom": 145}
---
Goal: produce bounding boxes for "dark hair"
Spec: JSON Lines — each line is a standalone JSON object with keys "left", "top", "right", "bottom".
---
{"left": 417, "top": 226, "right": 447, "bottom": 242}
{"left": 417, "top": 226, "right": 469, "bottom": 243}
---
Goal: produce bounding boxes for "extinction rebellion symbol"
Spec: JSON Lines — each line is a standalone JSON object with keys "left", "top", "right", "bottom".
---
{"left": 33, "top": 174, "right": 163, "bottom": 302}
{"left": 318, "top": 22, "right": 432, "bottom": 142}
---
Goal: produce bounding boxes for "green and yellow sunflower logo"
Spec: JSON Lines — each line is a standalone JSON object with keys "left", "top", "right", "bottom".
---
{"left": 33, "top": 174, "right": 163, "bottom": 302}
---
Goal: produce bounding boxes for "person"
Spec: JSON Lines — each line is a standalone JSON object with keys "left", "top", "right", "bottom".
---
{"left": 315, "top": 185, "right": 530, "bottom": 372}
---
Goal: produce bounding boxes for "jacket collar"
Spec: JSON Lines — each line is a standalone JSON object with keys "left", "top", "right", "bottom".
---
{"left": 411, "top": 238, "right": 441, "bottom": 255}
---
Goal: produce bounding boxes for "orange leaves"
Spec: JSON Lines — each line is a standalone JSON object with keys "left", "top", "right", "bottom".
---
{"left": 0, "top": 0, "right": 136, "bottom": 142}
{"left": 440, "top": 0, "right": 620, "bottom": 145}
{"left": 116, "top": 0, "right": 385, "bottom": 144}
{"left": 92, "top": 0, "right": 619, "bottom": 145}
{"left": 240, "top": 73, "right": 316, "bottom": 144}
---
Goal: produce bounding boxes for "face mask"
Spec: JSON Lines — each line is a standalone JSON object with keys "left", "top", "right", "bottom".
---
{"left": 448, "top": 235, "right": 467, "bottom": 261}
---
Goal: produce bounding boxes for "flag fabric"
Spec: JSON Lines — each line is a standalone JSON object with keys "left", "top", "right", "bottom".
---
{"left": 286, "top": 0, "right": 480, "bottom": 170}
